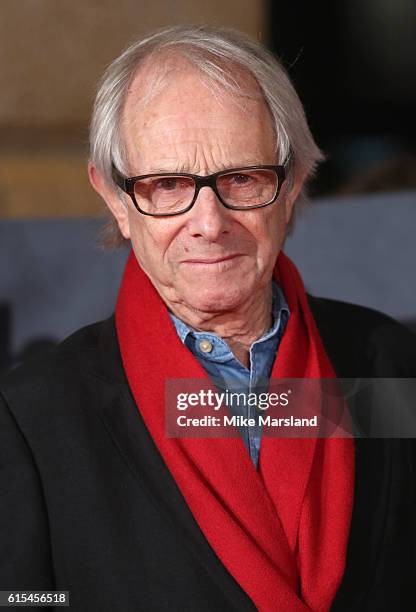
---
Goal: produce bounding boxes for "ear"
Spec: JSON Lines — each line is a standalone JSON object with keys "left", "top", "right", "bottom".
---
{"left": 283, "top": 171, "right": 306, "bottom": 224}
{"left": 88, "top": 163, "right": 131, "bottom": 239}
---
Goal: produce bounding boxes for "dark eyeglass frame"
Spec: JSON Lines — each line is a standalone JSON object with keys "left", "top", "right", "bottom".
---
{"left": 111, "top": 164, "right": 287, "bottom": 217}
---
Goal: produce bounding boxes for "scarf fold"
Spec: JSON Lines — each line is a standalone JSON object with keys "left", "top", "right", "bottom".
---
{"left": 115, "top": 250, "right": 355, "bottom": 612}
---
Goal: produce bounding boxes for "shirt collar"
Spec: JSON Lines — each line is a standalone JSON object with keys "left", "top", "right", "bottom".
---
{"left": 169, "top": 280, "right": 289, "bottom": 361}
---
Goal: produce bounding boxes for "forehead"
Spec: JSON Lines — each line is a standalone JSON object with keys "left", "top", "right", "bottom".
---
{"left": 120, "top": 54, "right": 276, "bottom": 171}
{"left": 124, "top": 51, "right": 267, "bottom": 114}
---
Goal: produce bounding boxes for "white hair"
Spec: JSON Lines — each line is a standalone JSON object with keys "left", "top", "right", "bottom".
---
{"left": 89, "top": 24, "right": 324, "bottom": 247}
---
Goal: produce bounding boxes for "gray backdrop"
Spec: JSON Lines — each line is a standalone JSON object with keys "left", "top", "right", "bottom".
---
{"left": 1, "top": 191, "right": 415, "bottom": 372}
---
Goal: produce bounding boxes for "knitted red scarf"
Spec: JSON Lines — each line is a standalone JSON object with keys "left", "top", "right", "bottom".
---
{"left": 115, "top": 250, "right": 355, "bottom": 611}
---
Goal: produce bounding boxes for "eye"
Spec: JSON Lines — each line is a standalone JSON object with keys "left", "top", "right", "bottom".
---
{"left": 154, "top": 177, "right": 181, "bottom": 191}
{"left": 222, "top": 172, "right": 256, "bottom": 187}
{"left": 227, "top": 173, "right": 254, "bottom": 185}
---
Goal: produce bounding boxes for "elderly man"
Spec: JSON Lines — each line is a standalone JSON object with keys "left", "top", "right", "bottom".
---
{"left": 1, "top": 25, "right": 416, "bottom": 612}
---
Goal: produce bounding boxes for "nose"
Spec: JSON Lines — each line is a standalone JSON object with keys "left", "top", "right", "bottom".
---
{"left": 186, "top": 186, "right": 231, "bottom": 241}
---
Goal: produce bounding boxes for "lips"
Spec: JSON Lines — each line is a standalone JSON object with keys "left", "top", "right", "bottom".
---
{"left": 181, "top": 254, "right": 242, "bottom": 264}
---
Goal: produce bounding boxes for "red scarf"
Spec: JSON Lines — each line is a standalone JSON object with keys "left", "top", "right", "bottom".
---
{"left": 116, "top": 250, "right": 355, "bottom": 611}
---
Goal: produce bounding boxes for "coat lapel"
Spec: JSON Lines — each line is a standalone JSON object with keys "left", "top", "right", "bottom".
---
{"left": 92, "top": 316, "right": 257, "bottom": 612}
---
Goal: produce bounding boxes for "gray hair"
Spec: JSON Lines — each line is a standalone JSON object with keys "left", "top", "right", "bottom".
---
{"left": 89, "top": 24, "right": 324, "bottom": 247}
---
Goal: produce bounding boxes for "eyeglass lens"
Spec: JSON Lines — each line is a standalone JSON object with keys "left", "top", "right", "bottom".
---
{"left": 133, "top": 169, "right": 278, "bottom": 214}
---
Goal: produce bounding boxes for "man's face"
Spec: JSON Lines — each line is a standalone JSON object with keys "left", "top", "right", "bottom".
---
{"left": 101, "top": 64, "right": 297, "bottom": 316}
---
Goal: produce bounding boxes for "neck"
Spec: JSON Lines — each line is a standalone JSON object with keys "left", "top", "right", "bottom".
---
{"left": 169, "top": 283, "right": 273, "bottom": 368}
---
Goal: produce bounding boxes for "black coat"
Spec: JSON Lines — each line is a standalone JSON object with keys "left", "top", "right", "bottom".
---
{"left": 1, "top": 296, "right": 416, "bottom": 612}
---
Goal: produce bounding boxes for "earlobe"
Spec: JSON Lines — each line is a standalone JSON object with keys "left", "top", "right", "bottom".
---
{"left": 88, "top": 163, "right": 131, "bottom": 240}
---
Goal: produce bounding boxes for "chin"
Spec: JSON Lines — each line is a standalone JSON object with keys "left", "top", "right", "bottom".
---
{"left": 181, "top": 284, "right": 249, "bottom": 314}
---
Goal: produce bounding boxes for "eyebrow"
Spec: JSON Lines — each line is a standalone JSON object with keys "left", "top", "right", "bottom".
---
{"left": 145, "top": 163, "right": 191, "bottom": 174}
{"left": 143, "top": 161, "right": 263, "bottom": 175}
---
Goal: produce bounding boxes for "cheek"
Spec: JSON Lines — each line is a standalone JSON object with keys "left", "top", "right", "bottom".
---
{"left": 128, "top": 213, "right": 180, "bottom": 271}
{"left": 248, "top": 206, "right": 286, "bottom": 256}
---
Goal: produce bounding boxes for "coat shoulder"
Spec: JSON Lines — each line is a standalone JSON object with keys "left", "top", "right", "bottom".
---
{"left": 0, "top": 316, "right": 120, "bottom": 427}
{"left": 307, "top": 295, "right": 416, "bottom": 377}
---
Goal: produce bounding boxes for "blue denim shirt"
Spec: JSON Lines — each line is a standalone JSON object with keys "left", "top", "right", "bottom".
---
{"left": 169, "top": 281, "right": 290, "bottom": 468}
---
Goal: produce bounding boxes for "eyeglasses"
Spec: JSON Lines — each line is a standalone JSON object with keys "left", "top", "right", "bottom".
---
{"left": 112, "top": 164, "right": 286, "bottom": 217}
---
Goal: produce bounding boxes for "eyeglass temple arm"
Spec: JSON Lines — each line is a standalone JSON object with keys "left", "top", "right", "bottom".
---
{"left": 111, "top": 164, "right": 128, "bottom": 192}
{"left": 283, "top": 151, "right": 293, "bottom": 173}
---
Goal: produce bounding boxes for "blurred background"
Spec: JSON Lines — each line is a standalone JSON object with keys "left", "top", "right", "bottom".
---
{"left": 1, "top": 0, "right": 415, "bottom": 373}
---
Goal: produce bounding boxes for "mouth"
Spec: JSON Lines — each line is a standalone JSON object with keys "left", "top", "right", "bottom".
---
{"left": 181, "top": 254, "right": 243, "bottom": 265}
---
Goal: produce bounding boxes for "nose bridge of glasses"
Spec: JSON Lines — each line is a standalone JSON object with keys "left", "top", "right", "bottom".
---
{"left": 194, "top": 173, "right": 222, "bottom": 204}
{"left": 187, "top": 176, "right": 231, "bottom": 235}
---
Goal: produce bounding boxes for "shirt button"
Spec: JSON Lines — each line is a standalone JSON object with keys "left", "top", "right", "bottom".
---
{"left": 199, "top": 339, "right": 213, "bottom": 353}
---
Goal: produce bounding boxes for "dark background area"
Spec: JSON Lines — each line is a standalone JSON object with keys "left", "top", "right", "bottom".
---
{"left": 269, "top": 0, "right": 416, "bottom": 196}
